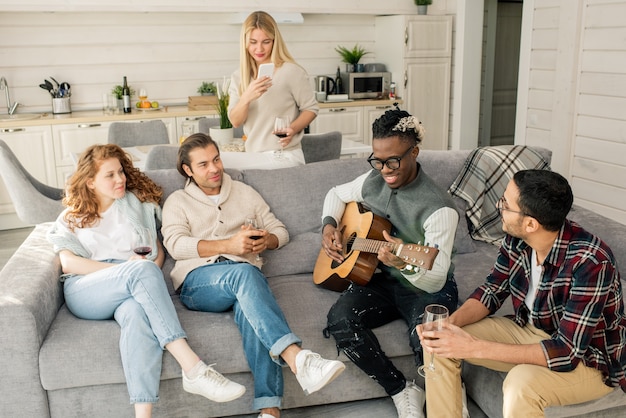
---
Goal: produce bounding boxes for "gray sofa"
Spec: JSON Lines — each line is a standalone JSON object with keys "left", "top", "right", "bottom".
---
{"left": 1, "top": 149, "right": 625, "bottom": 417}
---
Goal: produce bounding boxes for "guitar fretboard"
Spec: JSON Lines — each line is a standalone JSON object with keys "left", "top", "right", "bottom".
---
{"left": 349, "top": 237, "right": 397, "bottom": 254}
{"left": 349, "top": 237, "right": 435, "bottom": 256}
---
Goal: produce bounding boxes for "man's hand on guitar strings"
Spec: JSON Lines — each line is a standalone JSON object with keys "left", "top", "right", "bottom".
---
{"left": 379, "top": 230, "right": 407, "bottom": 270}
{"left": 322, "top": 225, "right": 345, "bottom": 263}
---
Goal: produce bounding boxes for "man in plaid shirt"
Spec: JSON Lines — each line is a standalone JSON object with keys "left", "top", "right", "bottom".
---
{"left": 418, "top": 169, "right": 626, "bottom": 417}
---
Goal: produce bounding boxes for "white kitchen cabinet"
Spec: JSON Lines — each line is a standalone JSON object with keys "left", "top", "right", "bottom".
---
{"left": 176, "top": 115, "right": 216, "bottom": 142}
{"left": 310, "top": 106, "right": 364, "bottom": 143}
{"left": 52, "top": 117, "right": 177, "bottom": 186}
{"left": 310, "top": 103, "right": 394, "bottom": 146}
{"left": 52, "top": 121, "right": 112, "bottom": 187}
{"left": 0, "top": 125, "right": 56, "bottom": 229}
{"left": 364, "top": 104, "right": 394, "bottom": 145}
{"left": 375, "top": 15, "right": 453, "bottom": 150}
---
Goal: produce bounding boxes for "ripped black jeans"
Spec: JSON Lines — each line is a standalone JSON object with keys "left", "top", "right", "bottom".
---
{"left": 324, "top": 273, "right": 458, "bottom": 396}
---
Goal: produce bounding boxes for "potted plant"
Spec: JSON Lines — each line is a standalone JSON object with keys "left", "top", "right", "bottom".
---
{"left": 209, "top": 77, "right": 234, "bottom": 145}
{"left": 414, "top": 0, "right": 432, "bottom": 15}
{"left": 111, "top": 84, "right": 135, "bottom": 109}
{"left": 197, "top": 81, "right": 217, "bottom": 96}
{"left": 335, "top": 44, "right": 370, "bottom": 72}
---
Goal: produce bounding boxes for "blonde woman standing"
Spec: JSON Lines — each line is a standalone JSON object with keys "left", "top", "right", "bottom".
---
{"left": 228, "top": 10, "right": 318, "bottom": 163}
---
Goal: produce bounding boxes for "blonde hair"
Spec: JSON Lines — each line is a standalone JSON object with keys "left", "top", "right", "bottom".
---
{"left": 238, "top": 11, "right": 295, "bottom": 93}
{"left": 63, "top": 144, "right": 162, "bottom": 230}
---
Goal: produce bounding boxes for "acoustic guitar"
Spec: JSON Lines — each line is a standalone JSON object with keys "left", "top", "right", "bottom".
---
{"left": 313, "top": 201, "right": 439, "bottom": 292}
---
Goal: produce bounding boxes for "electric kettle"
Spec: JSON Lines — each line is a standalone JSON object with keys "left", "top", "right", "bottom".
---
{"left": 315, "top": 75, "right": 336, "bottom": 95}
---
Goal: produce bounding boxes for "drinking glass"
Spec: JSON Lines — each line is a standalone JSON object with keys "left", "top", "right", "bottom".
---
{"left": 273, "top": 116, "right": 290, "bottom": 160}
{"left": 417, "top": 304, "right": 449, "bottom": 379}
{"left": 244, "top": 214, "right": 263, "bottom": 263}
{"left": 132, "top": 227, "right": 153, "bottom": 258}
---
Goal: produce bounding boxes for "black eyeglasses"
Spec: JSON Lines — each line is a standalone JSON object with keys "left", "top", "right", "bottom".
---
{"left": 367, "top": 146, "right": 415, "bottom": 171}
{"left": 496, "top": 196, "right": 527, "bottom": 216}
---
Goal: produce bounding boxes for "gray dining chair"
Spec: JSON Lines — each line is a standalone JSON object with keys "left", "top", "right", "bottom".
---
{"left": 0, "top": 139, "right": 64, "bottom": 224}
{"left": 301, "top": 131, "right": 343, "bottom": 163}
{"left": 144, "top": 145, "right": 179, "bottom": 171}
{"left": 197, "top": 117, "right": 244, "bottom": 139}
{"left": 107, "top": 120, "right": 170, "bottom": 148}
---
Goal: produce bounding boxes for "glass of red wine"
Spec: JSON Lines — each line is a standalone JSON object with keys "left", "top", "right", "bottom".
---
{"left": 132, "top": 227, "right": 153, "bottom": 258}
{"left": 245, "top": 215, "right": 263, "bottom": 263}
{"left": 273, "top": 116, "right": 290, "bottom": 160}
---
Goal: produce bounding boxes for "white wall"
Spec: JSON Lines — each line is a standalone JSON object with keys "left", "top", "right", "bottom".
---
{"left": 516, "top": 0, "right": 626, "bottom": 225}
{"left": 0, "top": 12, "right": 379, "bottom": 114}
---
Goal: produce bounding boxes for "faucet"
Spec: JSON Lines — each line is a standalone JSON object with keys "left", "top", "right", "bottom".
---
{"left": 0, "top": 77, "right": 20, "bottom": 115}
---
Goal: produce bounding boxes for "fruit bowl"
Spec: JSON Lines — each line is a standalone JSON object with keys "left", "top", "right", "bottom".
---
{"left": 134, "top": 106, "right": 162, "bottom": 112}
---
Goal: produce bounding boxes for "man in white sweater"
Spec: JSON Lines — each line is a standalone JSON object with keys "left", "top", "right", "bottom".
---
{"left": 161, "top": 133, "right": 344, "bottom": 418}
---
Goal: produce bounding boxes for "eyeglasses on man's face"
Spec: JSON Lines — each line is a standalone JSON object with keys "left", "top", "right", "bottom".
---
{"left": 367, "top": 146, "right": 415, "bottom": 171}
{"left": 496, "top": 196, "right": 527, "bottom": 216}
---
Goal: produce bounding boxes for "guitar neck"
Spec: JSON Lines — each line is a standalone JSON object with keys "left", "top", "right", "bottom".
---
{"left": 351, "top": 237, "right": 398, "bottom": 254}
{"left": 350, "top": 236, "right": 438, "bottom": 269}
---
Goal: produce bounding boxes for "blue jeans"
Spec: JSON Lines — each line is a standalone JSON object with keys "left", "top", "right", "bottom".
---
{"left": 63, "top": 260, "right": 186, "bottom": 404}
{"left": 180, "top": 260, "right": 301, "bottom": 411}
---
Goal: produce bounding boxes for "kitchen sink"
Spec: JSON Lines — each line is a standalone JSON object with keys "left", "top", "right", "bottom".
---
{"left": 0, "top": 113, "right": 42, "bottom": 122}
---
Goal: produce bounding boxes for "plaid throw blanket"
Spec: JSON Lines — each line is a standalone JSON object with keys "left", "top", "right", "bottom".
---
{"left": 449, "top": 145, "right": 550, "bottom": 244}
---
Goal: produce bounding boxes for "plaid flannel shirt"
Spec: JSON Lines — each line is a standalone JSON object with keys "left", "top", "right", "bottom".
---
{"left": 470, "top": 220, "right": 626, "bottom": 392}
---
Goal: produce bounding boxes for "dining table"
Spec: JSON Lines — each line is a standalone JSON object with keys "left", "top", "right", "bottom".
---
{"left": 120, "top": 138, "right": 371, "bottom": 171}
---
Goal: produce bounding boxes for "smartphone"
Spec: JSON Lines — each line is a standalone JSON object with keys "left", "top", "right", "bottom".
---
{"left": 257, "top": 63, "right": 274, "bottom": 80}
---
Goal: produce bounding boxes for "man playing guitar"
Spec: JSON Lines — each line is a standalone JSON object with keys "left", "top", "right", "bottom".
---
{"left": 321, "top": 107, "right": 459, "bottom": 418}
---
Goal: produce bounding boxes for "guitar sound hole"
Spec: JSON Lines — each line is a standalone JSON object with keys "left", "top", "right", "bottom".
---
{"left": 346, "top": 235, "right": 356, "bottom": 253}
{"left": 329, "top": 235, "right": 356, "bottom": 269}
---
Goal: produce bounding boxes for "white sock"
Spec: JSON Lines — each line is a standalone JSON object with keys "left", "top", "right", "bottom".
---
{"left": 185, "top": 360, "right": 206, "bottom": 379}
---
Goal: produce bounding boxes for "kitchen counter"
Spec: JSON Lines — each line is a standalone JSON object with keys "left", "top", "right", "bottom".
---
{"left": 0, "top": 99, "right": 400, "bottom": 129}
{"left": 0, "top": 106, "right": 217, "bottom": 129}
{"left": 317, "top": 98, "right": 400, "bottom": 109}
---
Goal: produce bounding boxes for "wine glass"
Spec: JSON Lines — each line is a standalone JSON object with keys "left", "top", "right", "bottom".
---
{"left": 132, "top": 227, "right": 153, "bottom": 258}
{"left": 417, "top": 304, "right": 449, "bottom": 379}
{"left": 244, "top": 214, "right": 263, "bottom": 263}
{"left": 273, "top": 116, "right": 290, "bottom": 159}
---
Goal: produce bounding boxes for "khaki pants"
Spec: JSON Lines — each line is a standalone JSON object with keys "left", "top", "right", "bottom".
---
{"left": 425, "top": 316, "right": 614, "bottom": 417}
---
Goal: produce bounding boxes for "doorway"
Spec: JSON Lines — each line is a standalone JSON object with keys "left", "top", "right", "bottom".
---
{"left": 480, "top": 0, "right": 523, "bottom": 146}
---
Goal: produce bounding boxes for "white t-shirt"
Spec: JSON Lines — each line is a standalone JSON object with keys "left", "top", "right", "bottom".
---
{"left": 73, "top": 205, "right": 136, "bottom": 261}
{"left": 525, "top": 248, "right": 543, "bottom": 311}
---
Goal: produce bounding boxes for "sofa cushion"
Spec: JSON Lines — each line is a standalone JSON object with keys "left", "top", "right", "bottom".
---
{"left": 241, "top": 159, "right": 371, "bottom": 237}
{"left": 262, "top": 232, "right": 321, "bottom": 278}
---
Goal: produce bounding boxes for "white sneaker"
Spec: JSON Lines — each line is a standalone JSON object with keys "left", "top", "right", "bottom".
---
{"left": 391, "top": 381, "right": 425, "bottom": 418}
{"left": 294, "top": 349, "right": 346, "bottom": 395}
{"left": 182, "top": 363, "right": 245, "bottom": 403}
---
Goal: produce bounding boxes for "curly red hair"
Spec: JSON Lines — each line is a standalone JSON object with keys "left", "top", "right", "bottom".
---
{"left": 63, "top": 144, "right": 162, "bottom": 230}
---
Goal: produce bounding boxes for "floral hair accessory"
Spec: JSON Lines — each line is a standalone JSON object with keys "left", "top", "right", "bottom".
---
{"left": 392, "top": 115, "right": 425, "bottom": 140}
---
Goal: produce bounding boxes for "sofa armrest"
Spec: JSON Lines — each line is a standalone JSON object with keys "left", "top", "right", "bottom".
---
{"left": 0, "top": 223, "right": 63, "bottom": 417}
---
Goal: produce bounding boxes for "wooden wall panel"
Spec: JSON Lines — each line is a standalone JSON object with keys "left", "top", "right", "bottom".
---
{"left": 0, "top": 12, "right": 377, "bottom": 113}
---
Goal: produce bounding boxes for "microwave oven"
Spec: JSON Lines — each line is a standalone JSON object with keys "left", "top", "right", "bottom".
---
{"left": 346, "top": 71, "right": 392, "bottom": 100}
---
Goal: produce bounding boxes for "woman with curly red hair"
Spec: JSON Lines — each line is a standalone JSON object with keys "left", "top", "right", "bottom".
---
{"left": 47, "top": 144, "right": 245, "bottom": 418}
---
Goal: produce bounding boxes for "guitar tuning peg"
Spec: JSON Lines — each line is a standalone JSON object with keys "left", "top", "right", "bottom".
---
{"left": 424, "top": 248, "right": 429, "bottom": 253}
{"left": 434, "top": 244, "right": 439, "bottom": 249}
{"left": 419, "top": 260, "right": 424, "bottom": 266}
{"left": 418, "top": 241, "right": 422, "bottom": 246}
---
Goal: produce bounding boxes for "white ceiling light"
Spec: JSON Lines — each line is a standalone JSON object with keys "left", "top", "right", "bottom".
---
{"left": 229, "top": 12, "right": 304, "bottom": 25}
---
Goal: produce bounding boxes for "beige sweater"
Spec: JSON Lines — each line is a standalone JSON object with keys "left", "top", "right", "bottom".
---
{"left": 162, "top": 173, "right": 289, "bottom": 290}
{"left": 229, "top": 62, "right": 319, "bottom": 153}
